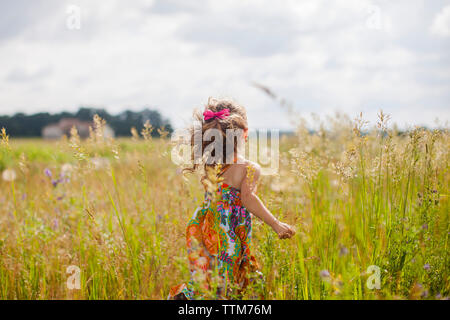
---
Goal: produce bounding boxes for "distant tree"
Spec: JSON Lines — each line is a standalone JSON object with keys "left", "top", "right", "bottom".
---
{"left": 0, "top": 107, "right": 173, "bottom": 138}
{"left": 76, "top": 107, "right": 110, "bottom": 122}
{"left": 109, "top": 108, "right": 172, "bottom": 137}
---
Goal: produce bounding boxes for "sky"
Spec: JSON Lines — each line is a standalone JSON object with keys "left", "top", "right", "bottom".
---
{"left": 0, "top": 0, "right": 449, "bottom": 130}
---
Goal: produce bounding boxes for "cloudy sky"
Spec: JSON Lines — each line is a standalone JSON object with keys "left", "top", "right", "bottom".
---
{"left": 0, "top": 0, "right": 449, "bottom": 130}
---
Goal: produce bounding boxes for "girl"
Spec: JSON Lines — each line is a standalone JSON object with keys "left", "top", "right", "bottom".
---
{"left": 168, "top": 98, "right": 296, "bottom": 300}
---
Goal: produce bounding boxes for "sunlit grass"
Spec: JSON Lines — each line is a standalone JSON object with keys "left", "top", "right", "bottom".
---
{"left": 0, "top": 113, "right": 448, "bottom": 300}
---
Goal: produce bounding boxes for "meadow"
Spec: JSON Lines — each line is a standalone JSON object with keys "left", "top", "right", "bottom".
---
{"left": 0, "top": 113, "right": 448, "bottom": 300}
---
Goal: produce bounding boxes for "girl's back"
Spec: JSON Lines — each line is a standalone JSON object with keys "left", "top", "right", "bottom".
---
{"left": 220, "top": 161, "right": 248, "bottom": 190}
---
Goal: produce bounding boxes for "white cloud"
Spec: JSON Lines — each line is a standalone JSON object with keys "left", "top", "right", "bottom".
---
{"left": 431, "top": 5, "right": 450, "bottom": 36}
{"left": 0, "top": 0, "right": 448, "bottom": 130}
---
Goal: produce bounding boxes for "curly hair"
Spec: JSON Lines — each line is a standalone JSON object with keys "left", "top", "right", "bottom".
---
{"left": 184, "top": 97, "right": 248, "bottom": 184}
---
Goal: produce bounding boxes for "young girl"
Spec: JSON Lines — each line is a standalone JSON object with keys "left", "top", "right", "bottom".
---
{"left": 168, "top": 98, "right": 296, "bottom": 300}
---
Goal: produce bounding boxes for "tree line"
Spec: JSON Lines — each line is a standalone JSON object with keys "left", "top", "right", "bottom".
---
{"left": 0, "top": 107, "right": 173, "bottom": 137}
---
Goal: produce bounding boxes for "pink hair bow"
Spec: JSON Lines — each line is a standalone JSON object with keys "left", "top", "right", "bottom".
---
{"left": 203, "top": 108, "right": 230, "bottom": 121}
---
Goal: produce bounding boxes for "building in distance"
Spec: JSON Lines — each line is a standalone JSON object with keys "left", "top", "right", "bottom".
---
{"left": 42, "top": 118, "right": 114, "bottom": 139}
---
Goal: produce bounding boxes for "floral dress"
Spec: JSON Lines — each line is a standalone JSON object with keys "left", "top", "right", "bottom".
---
{"left": 168, "top": 183, "right": 261, "bottom": 299}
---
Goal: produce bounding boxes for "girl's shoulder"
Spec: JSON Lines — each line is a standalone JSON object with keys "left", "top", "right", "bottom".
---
{"left": 229, "top": 159, "right": 261, "bottom": 181}
{"left": 236, "top": 158, "right": 261, "bottom": 174}
{"left": 221, "top": 159, "right": 261, "bottom": 189}
{"left": 242, "top": 160, "right": 261, "bottom": 185}
{"left": 245, "top": 160, "right": 261, "bottom": 174}
{"left": 231, "top": 157, "right": 260, "bottom": 172}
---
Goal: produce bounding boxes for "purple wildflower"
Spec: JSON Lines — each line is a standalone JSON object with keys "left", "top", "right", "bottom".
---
{"left": 52, "top": 218, "right": 59, "bottom": 230}
{"left": 320, "top": 270, "right": 331, "bottom": 279}
{"left": 339, "top": 246, "right": 349, "bottom": 257}
{"left": 44, "top": 168, "right": 52, "bottom": 178}
{"left": 61, "top": 176, "right": 70, "bottom": 184}
{"left": 51, "top": 175, "right": 69, "bottom": 188}
{"left": 423, "top": 263, "right": 430, "bottom": 271}
{"left": 52, "top": 179, "right": 60, "bottom": 187}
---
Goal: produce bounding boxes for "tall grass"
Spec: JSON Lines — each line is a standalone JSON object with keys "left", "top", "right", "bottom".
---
{"left": 0, "top": 112, "right": 448, "bottom": 300}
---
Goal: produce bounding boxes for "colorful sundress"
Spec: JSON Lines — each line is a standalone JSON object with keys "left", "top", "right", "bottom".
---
{"left": 168, "top": 182, "right": 262, "bottom": 299}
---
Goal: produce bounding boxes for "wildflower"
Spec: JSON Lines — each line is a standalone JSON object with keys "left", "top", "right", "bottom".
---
{"left": 408, "top": 283, "right": 429, "bottom": 299}
{"left": 319, "top": 270, "right": 331, "bottom": 279}
{"left": 52, "top": 218, "right": 59, "bottom": 230}
{"left": 423, "top": 264, "right": 430, "bottom": 271}
{"left": 2, "top": 169, "right": 17, "bottom": 182}
{"left": 339, "top": 245, "right": 349, "bottom": 257}
{"left": 44, "top": 168, "right": 52, "bottom": 177}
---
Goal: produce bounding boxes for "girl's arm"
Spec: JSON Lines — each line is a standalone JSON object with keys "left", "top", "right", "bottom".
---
{"left": 240, "top": 162, "right": 295, "bottom": 239}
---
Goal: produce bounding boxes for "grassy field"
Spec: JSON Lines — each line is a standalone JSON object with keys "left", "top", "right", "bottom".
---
{"left": 0, "top": 113, "right": 448, "bottom": 300}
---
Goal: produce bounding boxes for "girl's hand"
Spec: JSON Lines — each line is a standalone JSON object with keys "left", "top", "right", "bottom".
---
{"left": 272, "top": 221, "right": 296, "bottom": 239}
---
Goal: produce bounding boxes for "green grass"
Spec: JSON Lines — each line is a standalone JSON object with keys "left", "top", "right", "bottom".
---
{"left": 0, "top": 118, "right": 448, "bottom": 300}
